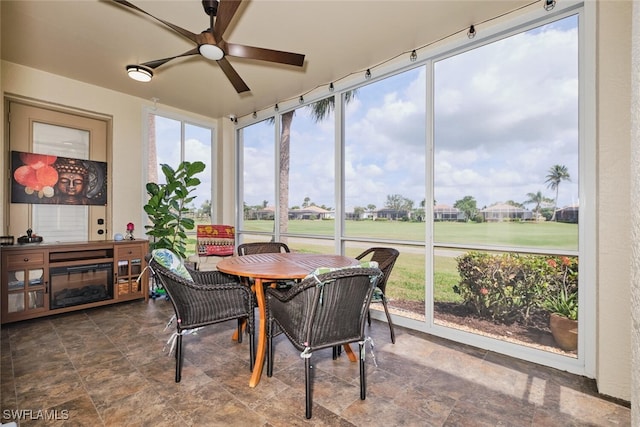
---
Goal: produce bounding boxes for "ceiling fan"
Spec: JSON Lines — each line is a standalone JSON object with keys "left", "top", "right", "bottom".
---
{"left": 114, "top": 0, "right": 306, "bottom": 93}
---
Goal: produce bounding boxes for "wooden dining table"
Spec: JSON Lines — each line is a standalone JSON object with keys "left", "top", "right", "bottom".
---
{"left": 216, "top": 252, "right": 360, "bottom": 387}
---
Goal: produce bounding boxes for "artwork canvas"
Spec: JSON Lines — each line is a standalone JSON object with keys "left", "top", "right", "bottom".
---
{"left": 11, "top": 151, "right": 107, "bottom": 206}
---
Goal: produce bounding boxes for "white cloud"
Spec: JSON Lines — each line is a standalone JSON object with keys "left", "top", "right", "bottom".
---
{"left": 240, "top": 15, "right": 579, "bottom": 212}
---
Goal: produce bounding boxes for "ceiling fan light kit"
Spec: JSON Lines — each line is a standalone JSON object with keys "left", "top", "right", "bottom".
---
{"left": 126, "top": 65, "right": 153, "bottom": 82}
{"left": 199, "top": 44, "right": 224, "bottom": 60}
{"left": 114, "top": 0, "right": 306, "bottom": 93}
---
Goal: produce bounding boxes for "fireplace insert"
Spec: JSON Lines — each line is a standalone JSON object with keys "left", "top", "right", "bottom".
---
{"left": 50, "top": 263, "right": 113, "bottom": 309}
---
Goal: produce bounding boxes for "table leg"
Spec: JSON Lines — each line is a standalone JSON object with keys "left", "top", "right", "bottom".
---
{"left": 249, "top": 277, "right": 266, "bottom": 387}
{"left": 343, "top": 344, "right": 357, "bottom": 362}
{"left": 231, "top": 321, "right": 245, "bottom": 341}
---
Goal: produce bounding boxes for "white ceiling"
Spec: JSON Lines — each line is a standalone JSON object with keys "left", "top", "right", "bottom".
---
{"left": 1, "top": 0, "right": 531, "bottom": 120}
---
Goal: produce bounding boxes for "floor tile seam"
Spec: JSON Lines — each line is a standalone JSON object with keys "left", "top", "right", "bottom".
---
{"left": 51, "top": 319, "right": 109, "bottom": 427}
{"left": 81, "top": 330, "right": 161, "bottom": 405}
{"left": 2, "top": 341, "right": 19, "bottom": 416}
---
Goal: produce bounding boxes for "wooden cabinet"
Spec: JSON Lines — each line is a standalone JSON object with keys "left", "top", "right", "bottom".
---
{"left": 2, "top": 249, "right": 48, "bottom": 322}
{"left": 1, "top": 240, "right": 149, "bottom": 324}
{"left": 115, "top": 243, "right": 145, "bottom": 300}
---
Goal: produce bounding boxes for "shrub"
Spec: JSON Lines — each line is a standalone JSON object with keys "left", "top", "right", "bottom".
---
{"left": 454, "top": 252, "right": 578, "bottom": 324}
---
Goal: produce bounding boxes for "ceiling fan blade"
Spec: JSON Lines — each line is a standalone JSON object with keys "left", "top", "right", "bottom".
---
{"left": 214, "top": 0, "right": 243, "bottom": 38}
{"left": 225, "top": 43, "right": 305, "bottom": 67}
{"left": 113, "top": 0, "right": 198, "bottom": 43}
{"left": 216, "top": 57, "right": 250, "bottom": 93}
{"left": 142, "top": 48, "right": 200, "bottom": 69}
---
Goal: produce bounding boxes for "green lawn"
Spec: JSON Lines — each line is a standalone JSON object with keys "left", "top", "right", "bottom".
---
{"left": 185, "top": 219, "right": 578, "bottom": 304}
{"left": 238, "top": 219, "right": 577, "bottom": 249}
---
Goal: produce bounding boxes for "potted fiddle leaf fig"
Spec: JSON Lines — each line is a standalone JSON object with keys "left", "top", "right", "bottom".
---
{"left": 144, "top": 161, "right": 205, "bottom": 260}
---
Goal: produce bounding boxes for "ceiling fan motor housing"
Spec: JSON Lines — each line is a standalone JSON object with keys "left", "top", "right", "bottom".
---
{"left": 202, "top": 0, "right": 218, "bottom": 16}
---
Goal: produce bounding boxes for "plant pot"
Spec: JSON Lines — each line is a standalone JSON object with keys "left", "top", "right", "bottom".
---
{"left": 549, "top": 313, "right": 578, "bottom": 351}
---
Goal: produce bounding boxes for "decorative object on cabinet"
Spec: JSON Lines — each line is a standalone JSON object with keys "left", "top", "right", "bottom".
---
{"left": 126, "top": 222, "right": 135, "bottom": 240}
{"left": 17, "top": 228, "right": 43, "bottom": 244}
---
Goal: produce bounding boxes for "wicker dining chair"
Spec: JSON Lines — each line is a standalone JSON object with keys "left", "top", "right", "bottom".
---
{"left": 147, "top": 252, "right": 255, "bottom": 383}
{"left": 265, "top": 266, "right": 383, "bottom": 419}
{"left": 237, "top": 241, "right": 290, "bottom": 256}
{"left": 356, "top": 247, "right": 400, "bottom": 343}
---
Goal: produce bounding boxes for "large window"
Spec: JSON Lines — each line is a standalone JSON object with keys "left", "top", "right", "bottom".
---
{"left": 433, "top": 14, "right": 579, "bottom": 357}
{"left": 146, "top": 112, "right": 214, "bottom": 245}
{"left": 236, "top": 7, "right": 590, "bottom": 374}
{"left": 238, "top": 119, "right": 276, "bottom": 237}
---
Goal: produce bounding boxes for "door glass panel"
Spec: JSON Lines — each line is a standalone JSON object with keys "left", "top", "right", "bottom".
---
{"left": 8, "top": 270, "right": 25, "bottom": 290}
{"left": 28, "top": 290, "right": 44, "bottom": 309}
{"left": 8, "top": 294, "right": 24, "bottom": 313}
{"left": 239, "top": 119, "right": 276, "bottom": 235}
{"left": 131, "top": 258, "right": 142, "bottom": 276}
{"left": 27, "top": 268, "right": 44, "bottom": 287}
{"left": 33, "top": 122, "right": 90, "bottom": 242}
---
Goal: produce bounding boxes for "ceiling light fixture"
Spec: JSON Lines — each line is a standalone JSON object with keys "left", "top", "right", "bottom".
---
{"left": 199, "top": 44, "right": 224, "bottom": 61}
{"left": 365, "top": 69, "right": 372, "bottom": 80}
{"left": 410, "top": 50, "right": 417, "bottom": 62}
{"left": 126, "top": 65, "right": 153, "bottom": 82}
{"left": 544, "top": 0, "right": 556, "bottom": 11}
{"left": 329, "top": 82, "right": 335, "bottom": 92}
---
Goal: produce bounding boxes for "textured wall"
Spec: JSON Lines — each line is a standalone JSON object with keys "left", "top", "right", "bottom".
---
{"left": 630, "top": 0, "right": 640, "bottom": 423}
{"left": 596, "top": 1, "right": 633, "bottom": 400}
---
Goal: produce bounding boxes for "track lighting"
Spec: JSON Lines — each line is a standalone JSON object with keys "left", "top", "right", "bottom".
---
{"left": 410, "top": 50, "right": 417, "bottom": 62}
{"left": 544, "top": 0, "right": 556, "bottom": 11}
{"left": 126, "top": 65, "right": 153, "bottom": 82}
{"left": 467, "top": 25, "right": 476, "bottom": 39}
{"left": 365, "top": 69, "right": 371, "bottom": 80}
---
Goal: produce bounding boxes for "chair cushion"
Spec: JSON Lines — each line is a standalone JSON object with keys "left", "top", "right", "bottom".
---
{"left": 151, "top": 248, "right": 193, "bottom": 282}
{"left": 304, "top": 260, "right": 379, "bottom": 280}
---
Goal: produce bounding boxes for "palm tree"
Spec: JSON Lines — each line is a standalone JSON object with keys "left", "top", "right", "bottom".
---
{"left": 274, "top": 91, "right": 357, "bottom": 239}
{"left": 524, "top": 191, "right": 553, "bottom": 220}
{"left": 545, "top": 165, "right": 571, "bottom": 221}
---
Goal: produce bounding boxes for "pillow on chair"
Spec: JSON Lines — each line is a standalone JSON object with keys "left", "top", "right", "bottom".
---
{"left": 304, "top": 260, "right": 379, "bottom": 279}
{"left": 151, "top": 249, "right": 193, "bottom": 282}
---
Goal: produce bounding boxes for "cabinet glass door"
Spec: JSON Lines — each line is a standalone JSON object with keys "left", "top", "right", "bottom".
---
{"left": 7, "top": 268, "right": 44, "bottom": 313}
{"left": 131, "top": 258, "right": 142, "bottom": 292}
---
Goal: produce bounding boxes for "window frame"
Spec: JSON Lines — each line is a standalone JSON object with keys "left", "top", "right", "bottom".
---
{"left": 234, "top": 1, "right": 594, "bottom": 377}
{"left": 142, "top": 107, "right": 218, "bottom": 225}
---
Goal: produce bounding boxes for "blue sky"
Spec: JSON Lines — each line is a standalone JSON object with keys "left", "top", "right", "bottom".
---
{"left": 232, "top": 14, "right": 579, "bottom": 213}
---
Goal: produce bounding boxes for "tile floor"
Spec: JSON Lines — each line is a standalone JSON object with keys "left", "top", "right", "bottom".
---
{"left": 0, "top": 299, "right": 631, "bottom": 426}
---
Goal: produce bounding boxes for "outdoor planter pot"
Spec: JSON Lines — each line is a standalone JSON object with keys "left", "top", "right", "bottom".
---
{"left": 549, "top": 313, "right": 578, "bottom": 351}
